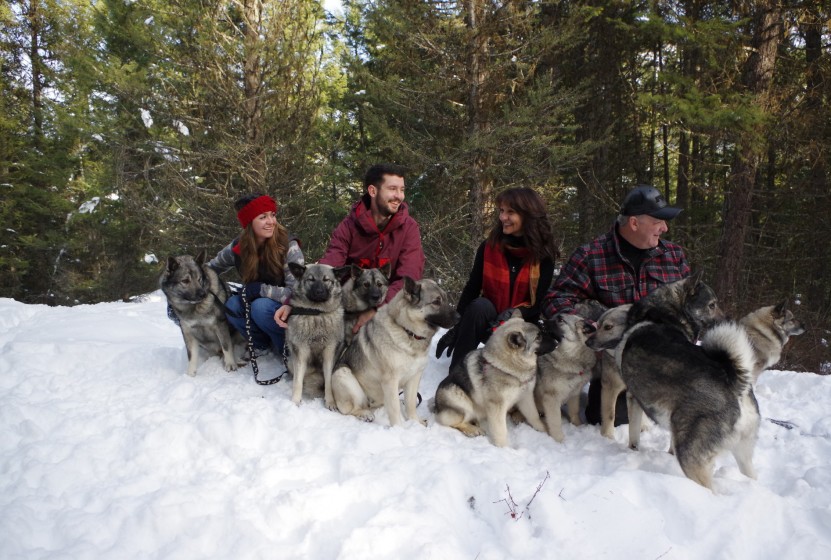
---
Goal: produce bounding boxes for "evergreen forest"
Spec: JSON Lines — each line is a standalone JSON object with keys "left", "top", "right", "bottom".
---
{"left": 2, "top": 0, "right": 829, "bottom": 371}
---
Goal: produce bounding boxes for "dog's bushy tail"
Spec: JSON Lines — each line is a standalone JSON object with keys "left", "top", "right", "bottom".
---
{"left": 700, "top": 322, "right": 755, "bottom": 395}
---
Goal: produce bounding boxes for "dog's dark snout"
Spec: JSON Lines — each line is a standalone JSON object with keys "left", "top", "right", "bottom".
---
{"left": 309, "top": 282, "right": 330, "bottom": 302}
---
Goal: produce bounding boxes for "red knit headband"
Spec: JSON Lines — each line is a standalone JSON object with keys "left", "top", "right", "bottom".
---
{"left": 237, "top": 195, "right": 277, "bottom": 229}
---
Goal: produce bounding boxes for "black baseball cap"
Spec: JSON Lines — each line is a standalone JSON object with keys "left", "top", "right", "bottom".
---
{"left": 620, "top": 185, "right": 682, "bottom": 220}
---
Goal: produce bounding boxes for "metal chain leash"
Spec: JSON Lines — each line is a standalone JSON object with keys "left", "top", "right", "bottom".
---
{"left": 241, "top": 286, "right": 283, "bottom": 386}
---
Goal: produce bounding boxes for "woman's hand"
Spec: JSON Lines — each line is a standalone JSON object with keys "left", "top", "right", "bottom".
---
{"left": 274, "top": 304, "right": 292, "bottom": 328}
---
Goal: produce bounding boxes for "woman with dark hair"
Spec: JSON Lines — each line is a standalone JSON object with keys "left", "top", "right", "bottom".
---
{"left": 435, "top": 187, "right": 558, "bottom": 371}
{"left": 209, "top": 193, "right": 304, "bottom": 375}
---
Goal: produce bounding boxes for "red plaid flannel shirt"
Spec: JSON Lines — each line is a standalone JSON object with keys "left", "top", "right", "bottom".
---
{"left": 543, "top": 226, "right": 690, "bottom": 317}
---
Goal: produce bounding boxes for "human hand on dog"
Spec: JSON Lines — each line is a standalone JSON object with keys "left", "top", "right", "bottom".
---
{"left": 274, "top": 304, "right": 292, "bottom": 328}
{"left": 435, "top": 325, "right": 458, "bottom": 358}
{"left": 243, "top": 282, "right": 263, "bottom": 302}
{"left": 353, "top": 308, "right": 376, "bottom": 334}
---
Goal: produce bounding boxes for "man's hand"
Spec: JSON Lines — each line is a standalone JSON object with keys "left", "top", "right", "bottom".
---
{"left": 274, "top": 304, "right": 292, "bottom": 328}
{"left": 353, "top": 308, "right": 376, "bottom": 334}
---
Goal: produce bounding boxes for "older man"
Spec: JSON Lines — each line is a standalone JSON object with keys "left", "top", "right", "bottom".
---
{"left": 543, "top": 185, "right": 691, "bottom": 424}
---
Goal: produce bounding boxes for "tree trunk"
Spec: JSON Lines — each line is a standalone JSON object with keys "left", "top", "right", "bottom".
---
{"left": 243, "top": 0, "right": 266, "bottom": 193}
{"left": 676, "top": 129, "right": 690, "bottom": 229}
{"left": 27, "top": 0, "right": 44, "bottom": 149}
{"left": 714, "top": 1, "right": 782, "bottom": 311}
{"left": 465, "top": 0, "right": 492, "bottom": 242}
{"left": 801, "top": 7, "right": 829, "bottom": 309}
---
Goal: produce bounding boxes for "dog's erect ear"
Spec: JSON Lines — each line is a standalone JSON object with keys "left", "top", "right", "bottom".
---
{"left": 349, "top": 264, "right": 363, "bottom": 280}
{"left": 773, "top": 300, "right": 789, "bottom": 317}
{"left": 582, "top": 320, "right": 597, "bottom": 335}
{"left": 379, "top": 261, "right": 392, "bottom": 279}
{"left": 404, "top": 276, "right": 420, "bottom": 302}
{"left": 288, "top": 262, "right": 306, "bottom": 279}
{"left": 508, "top": 330, "right": 527, "bottom": 350}
{"left": 194, "top": 249, "right": 207, "bottom": 266}
{"left": 687, "top": 270, "right": 705, "bottom": 293}
{"left": 509, "top": 309, "right": 523, "bottom": 320}
{"left": 334, "top": 265, "right": 353, "bottom": 282}
{"left": 166, "top": 256, "right": 179, "bottom": 273}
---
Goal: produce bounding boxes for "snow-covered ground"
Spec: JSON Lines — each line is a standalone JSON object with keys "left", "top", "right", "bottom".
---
{"left": 1, "top": 294, "right": 830, "bottom": 559}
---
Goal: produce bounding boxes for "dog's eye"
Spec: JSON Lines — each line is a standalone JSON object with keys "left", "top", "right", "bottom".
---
{"left": 432, "top": 298, "right": 441, "bottom": 306}
{"left": 182, "top": 278, "right": 190, "bottom": 285}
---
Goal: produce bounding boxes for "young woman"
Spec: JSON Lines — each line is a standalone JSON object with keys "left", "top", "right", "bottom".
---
{"left": 436, "top": 187, "right": 558, "bottom": 370}
{"left": 209, "top": 194, "right": 304, "bottom": 373}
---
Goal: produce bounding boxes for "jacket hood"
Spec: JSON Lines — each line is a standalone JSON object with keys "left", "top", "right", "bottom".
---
{"left": 350, "top": 194, "right": 412, "bottom": 235}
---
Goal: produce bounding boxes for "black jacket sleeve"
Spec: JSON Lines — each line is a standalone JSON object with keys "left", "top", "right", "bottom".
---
{"left": 455, "top": 242, "right": 486, "bottom": 316}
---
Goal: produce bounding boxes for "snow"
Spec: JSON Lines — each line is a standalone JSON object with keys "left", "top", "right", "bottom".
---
{"left": 1, "top": 294, "right": 830, "bottom": 559}
{"left": 77, "top": 197, "right": 100, "bottom": 214}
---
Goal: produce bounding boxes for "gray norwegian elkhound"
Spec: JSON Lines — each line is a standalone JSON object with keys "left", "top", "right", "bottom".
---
{"left": 624, "top": 271, "right": 723, "bottom": 340}
{"left": 286, "top": 262, "right": 350, "bottom": 409}
{"left": 332, "top": 277, "right": 458, "bottom": 427}
{"left": 434, "top": 317, "right": 556, "bottom": 447}
{"left": 614, "top": 274, "right": 771, "bottom": 490}
{"left": 587, "top": 304, "right": 632, "bottom": 438}
{"left": 535, "top": 314, "right": 597, "bottom": 443}
{"left": 341, "top": 263, "right": 390, "bottom": 344}
{"left": 160, "top": 250, "right": 241, "bottom": 377}
{"left": 739, "top": 300, "right": 805, "bottom": 383}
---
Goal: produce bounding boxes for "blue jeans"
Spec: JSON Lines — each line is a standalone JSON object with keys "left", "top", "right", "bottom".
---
{"left": 225, "top": 295, "right": 285, "bottom": 353}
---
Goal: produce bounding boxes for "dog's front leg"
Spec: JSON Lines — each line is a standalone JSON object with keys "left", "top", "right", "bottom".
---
{"left": 539, "top": 394, "right": 566, "bottom": 443}
{"left": 217, "top": 324, "right": 238, "bottom": 372}
{"left": 320, "top": 345, "right": 338, "bottom": 411}
{"left": 402, "top": 371, "right": 426, "bottom": 426}
{"left": 290, "top": 349, "right": 308, "bottom": 405}
{"left": 382, "top": 375, "right": 402, "bottom": 426}
{"left": 627, "top": 393, "right": 644, "bottom": 450}
{"left": 566, "top": 391, "right": 584, "bottom": 426}
{"left": 600, "top": 355, "right": 625, "bottom": 438}
{"left": 185, "top": 333, "right": 201, "bottom": 377}
{"left": 515, "top": 391, "right": 546, "bottom": 433}
{"left": 486, "top": 404, "right": 511, "bottom": 447}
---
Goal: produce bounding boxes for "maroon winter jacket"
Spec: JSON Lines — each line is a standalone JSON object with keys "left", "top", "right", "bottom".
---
{"left": 320, "top": 195, "right": 425, "bottom": 302}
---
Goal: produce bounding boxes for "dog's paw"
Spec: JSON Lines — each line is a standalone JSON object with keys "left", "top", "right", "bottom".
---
{"left": 224, "top": 361, "right": 238, "bottom": 372}
{"left": 415, "top": 417, "right": 427, "bottom": 427}
{"left": 355, "top": 410, "right": 375, "bottom": 422}
{"left": 324, "top": 398, "right": 337, "bottom": 412}
{"left": 456, "top": 424, "right": 484, "bottom": 438}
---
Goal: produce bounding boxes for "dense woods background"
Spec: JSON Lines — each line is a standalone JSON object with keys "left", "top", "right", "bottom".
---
{"left": 2, "top": 0, "right": 829, "bottom": 372}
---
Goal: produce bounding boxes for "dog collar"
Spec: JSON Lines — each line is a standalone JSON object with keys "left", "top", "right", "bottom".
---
{"left": 402, "top": 326, "right": 427, "bottom": 341}
{"left": 291, "top": 307, "right": 324, "bottom": 317}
